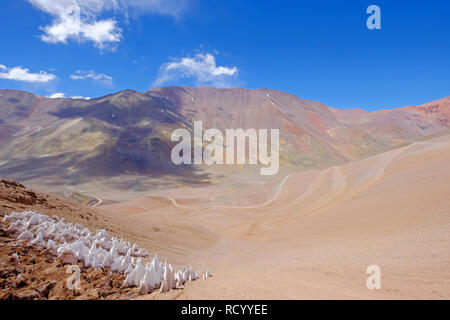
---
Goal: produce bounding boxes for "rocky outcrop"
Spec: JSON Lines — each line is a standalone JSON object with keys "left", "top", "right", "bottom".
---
{"left": 0, "top": 179, "right": 47, "bottom": 206}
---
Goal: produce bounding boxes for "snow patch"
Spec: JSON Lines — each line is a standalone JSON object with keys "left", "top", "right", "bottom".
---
{"left": 3, "top": 211, "right": 210, "bottom": 293}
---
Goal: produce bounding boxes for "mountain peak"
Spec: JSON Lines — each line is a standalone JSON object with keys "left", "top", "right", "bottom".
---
{"left": 0, "top": 87, "right": 449, "bottom": 190}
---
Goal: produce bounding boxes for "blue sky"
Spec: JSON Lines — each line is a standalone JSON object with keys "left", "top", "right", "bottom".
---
{"left": 0, "top": 0, "right": 449, "bottom": 110}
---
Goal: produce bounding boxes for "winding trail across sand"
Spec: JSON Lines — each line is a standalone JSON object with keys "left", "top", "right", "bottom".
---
{"left": 98, "top": 135, "right": 450, "bottom": 299}
{"left": 340, "top": 145, "right": 407, "bottom": 203}
{"left": 246, "top": 166, "right": 346, "bottom": 234}
{"left": 91, "top": 196, "right": 103, "bottom": 208}
{"left": 165, "top": 143, "right": 406, "bottom": 216}
{"left": 245, "top": 141, "right": 429, "bottom": 235}
{"left": 166, "top": 173, "right": 293, "bottom": 210}
{"left": 304, "top": 166, "right": 346, "bottom": 217}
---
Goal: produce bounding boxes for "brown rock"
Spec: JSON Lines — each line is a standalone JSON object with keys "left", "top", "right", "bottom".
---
{"left": 59, "top": 252, "right": 77, "bottom": 265}
{"left": 0, "top": 291, "right": 13, "bottom": 300}
{"left": 10, "top": 253, "right": 20, "bottom": 266}
{"left": 14, "top": 290, "right": 40, "bottom": 300}
{"left": 15, "top": 274, "right": 26, "bottom": 288}
{"left": 3, "top": 267, "right": 19, "bottom": 278}
{"left": 0, "top": 280, "right": 7, "bottom": 289}
{"left": 1, "top": 179, "right": 25, "bottom": 188}
{"left": 0, "top": 228, "right": 7, "bottom": 237}
{"left": 37, "top": 280, "right": 57, "bottom": 298}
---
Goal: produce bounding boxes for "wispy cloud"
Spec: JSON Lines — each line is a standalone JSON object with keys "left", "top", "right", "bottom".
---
{"left": 71, "top": 95, "right": 91, "bottom": 100}
{"left": 70, "top": 70, "right": 113, "bottom": 85}
{"left": 0, "top": 64, "right": 57, "bottom": 83}
{"left": 47, "top": 92, "right": 65, "bottom": 98}
{"left": 28, "top": 0, "right": 191, "bottom": 50}
{"left": 154, "top": 52, "right": 239, "bottom": 88}
{"left": 47, "top": 92, "right": 92, "bottom": 99}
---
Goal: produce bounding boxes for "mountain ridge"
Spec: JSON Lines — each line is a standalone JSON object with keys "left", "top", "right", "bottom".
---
{"left": 0, "top": 87, "right": 449, "bottom": 193}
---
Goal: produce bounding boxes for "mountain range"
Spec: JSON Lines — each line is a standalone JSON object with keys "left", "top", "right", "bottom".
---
{"left": 0, "top": 87, "right": 448, "bottom": 193}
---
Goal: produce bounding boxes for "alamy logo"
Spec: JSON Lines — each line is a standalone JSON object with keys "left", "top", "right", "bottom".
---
{"left": 171, "top": 121, "right": 280, "bottom": 176}
{"left": 66, "top": 265, "right": 81, "bottom": 290}
{"left": 366, "top": 5, "right": 381, "bottom": 30}
{"left": 366, "top": 265, "right": 381, "bottom": 290}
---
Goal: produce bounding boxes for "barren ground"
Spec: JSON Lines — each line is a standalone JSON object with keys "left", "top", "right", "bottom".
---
{"left": 1, "top": 134, "right": 450, "bottom": 299}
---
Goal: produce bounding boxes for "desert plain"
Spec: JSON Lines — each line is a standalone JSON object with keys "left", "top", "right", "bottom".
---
{"left": 95, "top": 133, "right": 450, "bottom": 299}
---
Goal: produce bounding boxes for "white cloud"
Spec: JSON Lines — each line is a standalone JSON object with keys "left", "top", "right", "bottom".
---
{"left": 47, "top": 93, "right": 91, "bottom": 99}
{"left": 154, "top": 53, "right": 239, "bottom": 88}
{"left": 70, "top": 70, "right": 113, "bottom": 85}
{"left": 47, "top": 92, "right": 65, "bottom": 98}
{"left": 28, "top": 1, "right": 121, "bottom": 49}
{"left": 28, "top": 0, "right": 190, "bottom": 49}
{"left": 0, "top": 64, "right": 57, "bottom": 83}
{"left": 71, "top": 95, "right": 91, "bottom": 100}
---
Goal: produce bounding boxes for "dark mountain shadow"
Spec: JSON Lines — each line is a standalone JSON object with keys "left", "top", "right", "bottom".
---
{"left": 1, "top": 91, "right": 211, "bottom": 189}
{"left": 0, "top": 150, "right": 211, "bottom": 191}
{"left": 48, "top": 90, "right": 189, "bottom": 127}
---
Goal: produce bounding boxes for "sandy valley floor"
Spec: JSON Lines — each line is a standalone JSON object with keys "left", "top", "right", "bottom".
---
{"left": 94, "top": 134, "right": 450, "bottom": 299}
